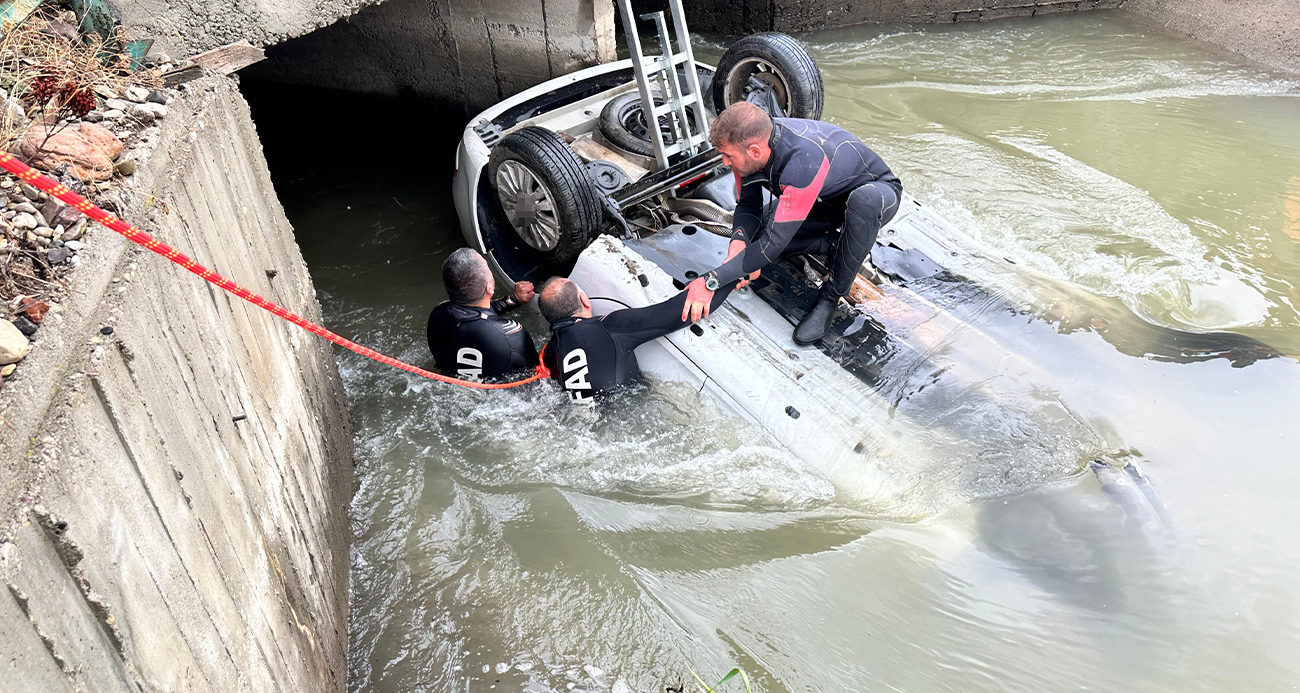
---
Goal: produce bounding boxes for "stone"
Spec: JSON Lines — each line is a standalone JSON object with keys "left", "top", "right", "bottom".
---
{"left": 0, "top": 319, "right": 31, "bottom": 365}
{"left": 127, "top": 105, "right": 155, "bottom": 124}
{"left": 115, "top": 158, "right": 138, "bottom": 176}
{"left": 34, "top": 226, "right": 53, "bottom": 238}
{"left": 24, "top": 231, "right": 37, "bottom": 244}
{"left": 2, "top": 96, "right": 29, "bottom": 132}
{"left": 34, "top": 211, "right": 48, "bottom": 228}
{"left": 19, "top": 182, "right": 40, "bottom": 200}
{"left": 0, "top": 364, "right": 14, "bottom": 377}
{"left": 17, "top": 122, "right": 124, "bottom": 182}
{"left": 135, "top": 102, "right": 167, "bottom": 119}
{"left": 13, "top": 201, "right": 36, "bottom": 214}
{"left": 103, "top": 109, "right": 126, "bottom": 120}
{"left": 65, "top": 240, "right": 84, "bottom": 251}
{"left": 61, "top": 218, "right": 87, "bottom": 241}
{"left": 11, "top": 212, "right": 36, "bottom": 229}
{"left": 12, "top": 315, "right": 38, "bottom": 335}
{"left": 40, "top": 197, "right": 63, "bottom": 223}
{"left": 154, "top": 53, "right": 172, "bottom": 64}
{"left": 106, "top": 98, "right": 132, "bottom": 111}
{"left": 83, "top": 110, "right": 105, "bottom": 123}
{"left": 146, "top": 90, "right": 169, "bottom": 105}
{"left": 47, "top": 246, "right": 69, "bottom": 264}
{"left": 125, "top": 86, "right": 150, "bottom": 103}
{"left": 93, "top": 84, "right": 117, "bottom": 99}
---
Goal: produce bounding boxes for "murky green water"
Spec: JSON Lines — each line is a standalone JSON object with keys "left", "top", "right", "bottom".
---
{"left": 247, "top": 11, "right": 1300, "bottom": 693}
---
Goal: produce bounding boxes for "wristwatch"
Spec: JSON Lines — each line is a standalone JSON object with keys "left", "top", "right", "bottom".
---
{"left": 703, "top": 272, "right": 720, "bottom": 292}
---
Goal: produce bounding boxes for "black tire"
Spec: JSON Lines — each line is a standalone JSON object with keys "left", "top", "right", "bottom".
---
{"left": 598, "top": 91, "right": 698, "bottom": 158}
{"left": 487, "top": 126, "right": 604, "bottom": 267}
{"left": 711, "top": 32, "right": 823, "bottom": 120}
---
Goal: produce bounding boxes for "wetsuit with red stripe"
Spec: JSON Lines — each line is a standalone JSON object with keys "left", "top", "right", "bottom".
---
{"left": 711, "top": 118, "right": 903, "bottom": 296}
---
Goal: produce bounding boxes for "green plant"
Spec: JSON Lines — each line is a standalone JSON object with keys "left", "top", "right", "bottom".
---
{"left": 688, "top": 667, "right": 753, "bottom": 693}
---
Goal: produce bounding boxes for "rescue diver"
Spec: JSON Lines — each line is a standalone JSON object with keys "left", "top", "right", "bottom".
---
{"left": 538, "top": 276, "right": 736, "bottom": 403}
{"left": 682, "top": 102, "right": 903, "bottom": 344}
{"left": 427, "top": 247, "right": 539, "bottom": 378}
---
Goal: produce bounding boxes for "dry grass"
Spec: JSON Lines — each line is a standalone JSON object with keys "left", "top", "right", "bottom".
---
{"left": 0, "top": 7, "right": 161, "bottom": 147}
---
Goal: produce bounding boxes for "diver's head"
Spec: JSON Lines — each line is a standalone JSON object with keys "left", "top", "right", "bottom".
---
{"left": 710, "top": 102, "right": 773, "bottom": 177}
{"left": 538, "top": 277, "right": 591, "bottom": 323}
{"left": 443, "top": 247, "right": 494, "bottom": 307}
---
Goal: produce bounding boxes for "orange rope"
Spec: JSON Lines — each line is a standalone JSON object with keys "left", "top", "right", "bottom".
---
{"left": 0, "top": 152, "right": 550, "bottom": 390}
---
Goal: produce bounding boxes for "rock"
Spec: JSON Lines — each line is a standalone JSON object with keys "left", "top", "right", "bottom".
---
{"left": 12, "top": 212, "right": 36, "bottom": 229}
{"left": 2, "top": 210, "right": 13, "bottom": 220}
{"left": 154, "top": 53, "right": 171, "bottom": 64}
{"left": 115, "top": 158, "right": 137, "bottom": 176}
{"left": 34, "top": 226, "right": 53, "bottom": 238}
{"left": 0, "top": 320, "right": 31, "bottom": 365}
{"left": 65, "top": 240, "right": 84, "bottom": 251}
{"left": 36, "top": 236, "right": 49, "bottom": 246}
{"left": 83, "top": 110, "right": 104, "bottom": 123}
{"left": 19, "top": 182, "right": 40, "bottom": 200}
{"left": 34, "top": 211, "right": 48, "bottom": 228}
{"left": 0, "top": 364, "right": 14, "bottom": 377}
{"left": 103, "top": 109, "right": 126, "bottom": 120}
{"left": 93, "top": 84, "right": 116, "bottom": 100}
{"left": 17, "top": 122, "right": 124, "bottom": 182}
{"left": 40, "top": 198, "right": 63, "bottom": 223}
{"left": 2, "top": 96, "right": 29, "bottom": 132}
{"left": 134, "top": 102, "right": 167, "bottom": 120}
{"left": 61, "top": 218, "right": 87, "bottom": 241}
{"left": 146, "top": 90, "right": 169, "bottom": 105}
{"left": 24, "top": 231, "right": 37, "bottom": 244}
{"left": 12, "top": 315, "right": 38, "bottom": 335}
{"left": 47, "top": 246, "right": 69, "bottom": 264}
{"left": 127, "top": 105, "right": 155, "bottom": 124}
{"left": 124, "top": 85, "right": 150, "bottom": 103}
{"left": 13, "top": 201, "right": 36, "bottom": 214}
{"left": 0, "top": 179, "right": 10, "bottom": 188}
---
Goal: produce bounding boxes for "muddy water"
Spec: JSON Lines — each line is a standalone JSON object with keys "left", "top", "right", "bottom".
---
{"left": 246, "top": 11, "right": 1299, "bottom": 693}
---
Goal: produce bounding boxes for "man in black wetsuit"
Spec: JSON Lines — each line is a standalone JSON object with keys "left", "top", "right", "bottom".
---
{"left": 538, "top": 276, "right": 735, "bottom": 403}
{"left": 682, "top": 102, "right": 904, "bottom": 344}
{"left": 427, "top": 247, "right": 538, "bottom": 378}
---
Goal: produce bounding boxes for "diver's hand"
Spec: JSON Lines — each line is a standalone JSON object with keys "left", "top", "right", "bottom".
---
{"left": 725, "top": 239, "right": 761, "bottom": 288}
{"left": 512, "top": 281, "right": 535, "bottom": 303}
{"left": 682, "top": 277, "right": 716, "bottom": 323}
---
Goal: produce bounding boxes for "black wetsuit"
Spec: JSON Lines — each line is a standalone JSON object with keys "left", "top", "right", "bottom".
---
{"left": 427, "top": 296, "right": 538, "bottom": 378}
{"left": 543, "top": 284, "right": 735, "bottom": 403}
{"left": 712, "top": 118, "right": 903, "bottom": 296}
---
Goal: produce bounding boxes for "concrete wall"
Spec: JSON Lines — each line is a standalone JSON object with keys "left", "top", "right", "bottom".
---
{"left": 0, "top": 76, "right": 353, "bottom": 693}
{"left": 241, "top": 0, "right": 615, "bottom": 114}
{"left": 115, "top": 0, "right": 384, "bottom": 57}
{"left": 1121, "top": 0, "right": 1299, "bottom": 74}
{"left": 633, "top": 0, "right": 1122, "bottom": 34}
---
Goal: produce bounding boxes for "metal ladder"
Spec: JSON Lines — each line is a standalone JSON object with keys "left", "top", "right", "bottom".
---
{"left": 615, "top": 0, "right": 712, "bottom": 170}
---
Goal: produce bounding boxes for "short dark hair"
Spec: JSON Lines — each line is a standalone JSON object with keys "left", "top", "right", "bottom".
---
{"left": 709, "top": 102, "right": 772, "bottom": 148}
{"left": 443, "top": 247, "right": 490, "bottom": 304}
{"left": 538, "top": 277, "right": 582, "bottom": 323}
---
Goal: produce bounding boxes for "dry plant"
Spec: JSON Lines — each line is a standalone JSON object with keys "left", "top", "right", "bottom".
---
{"left": 0, "top": 7, "right": 161, "bottom": 148}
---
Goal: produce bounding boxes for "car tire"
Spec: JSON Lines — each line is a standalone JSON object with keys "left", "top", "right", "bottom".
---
{"left": 487, "top": 126, "right": 604, "bottom": 268}
{"left": 711, "top": 32, "right": 823, "bottom": 120}
{"left": 598, "top": 91, "right": 698, "bottom": 158}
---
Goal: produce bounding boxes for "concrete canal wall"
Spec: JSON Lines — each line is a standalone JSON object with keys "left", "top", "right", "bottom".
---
{"left": 240, "top": 0, "right": 616, "bottom": 114}
{"left": 0, "top": 76, "right": 353, "bottom": 693}
{"left": 1121, "top": 0, "right": 1300, "bottom": 74}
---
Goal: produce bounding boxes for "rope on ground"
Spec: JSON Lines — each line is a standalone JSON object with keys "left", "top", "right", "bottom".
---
{"left": 0, "top": 152, "right": 550, "bottom": 390}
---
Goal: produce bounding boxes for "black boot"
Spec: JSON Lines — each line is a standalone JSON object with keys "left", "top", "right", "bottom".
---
{"left": 793, "top": 289, "right": 839, "bottom": 345}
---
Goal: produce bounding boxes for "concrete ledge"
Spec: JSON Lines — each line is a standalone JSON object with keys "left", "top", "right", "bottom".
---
{"left": 0, "top": 76, "right": 351, "bottom": 693}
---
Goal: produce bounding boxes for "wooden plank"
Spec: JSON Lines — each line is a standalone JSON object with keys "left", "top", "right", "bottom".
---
{"left": 188, "top": 40, "right": 265, "bottom": 75}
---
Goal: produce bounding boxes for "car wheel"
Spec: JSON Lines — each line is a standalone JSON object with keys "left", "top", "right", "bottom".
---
{"left": 598, "top": 91, "right": 698, "bottom": 158}
{"left": 487, "top": 126, "right": 604, "bottom": 268}
{"left": 712, "top": 32, "right": 823, "bottom": 120}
